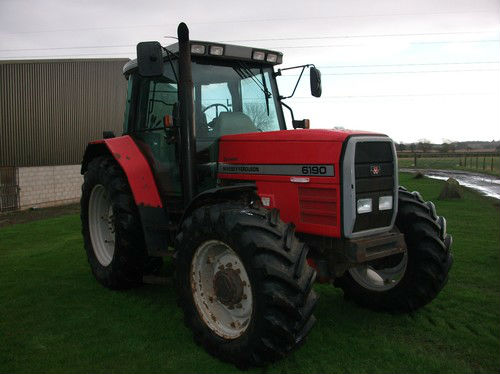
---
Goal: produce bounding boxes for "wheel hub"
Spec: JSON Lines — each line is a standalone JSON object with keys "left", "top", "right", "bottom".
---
{"left": 349, "top": 251, "right": 408, "bottom": 291}
{"left": 190, "top": 240, "right": 253, "bottom": 339}
{"left": 214, "top": 267, "right": 244, "bottom": 306}
{"left": 88, "top": 184, "right": 115, "bottom": 267}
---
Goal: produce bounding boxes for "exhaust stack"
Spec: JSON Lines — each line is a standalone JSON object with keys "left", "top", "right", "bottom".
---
{"left": 177, "top": 22, "right": 197, "bottom": 206}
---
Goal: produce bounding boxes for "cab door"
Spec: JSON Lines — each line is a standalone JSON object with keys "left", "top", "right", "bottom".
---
{"left": 132, "top": 74, "right": 182, "bottom": 200}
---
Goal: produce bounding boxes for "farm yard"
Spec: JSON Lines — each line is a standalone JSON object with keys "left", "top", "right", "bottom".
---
{"left": 0, "top": 173, "right": 499, "bottom": 373}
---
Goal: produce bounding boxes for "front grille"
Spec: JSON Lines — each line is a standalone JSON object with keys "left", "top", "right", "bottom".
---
{"left": 353, "top": 141, "right": 395, "bottom": 233}
{"left": 299, "top": 186, "right": 337, "bottom": 226}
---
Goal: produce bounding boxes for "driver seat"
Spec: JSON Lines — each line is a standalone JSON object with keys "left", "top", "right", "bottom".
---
{"left": 214, "top": 112, "right": 257, "bottom": 137}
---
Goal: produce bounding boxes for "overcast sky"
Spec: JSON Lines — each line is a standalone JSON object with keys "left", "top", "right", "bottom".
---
{"left": 1, "top": 0, "right": 499, "bottom": 143}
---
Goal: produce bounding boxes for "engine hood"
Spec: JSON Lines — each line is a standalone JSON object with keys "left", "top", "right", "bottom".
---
{"left": 219, "top": 128, "right": 382, "bottom": 143}
{"left": 218, "top": 129, "right": 386, "bottom": 166}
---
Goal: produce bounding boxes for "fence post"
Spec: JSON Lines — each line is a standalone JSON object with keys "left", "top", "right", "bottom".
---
{"left": 464, "top": 155, "right": 467, "bottom": 168}
{"left": 483, "top": 156, "right": 486, "bottom": 170}
{"left": 476, "top": 156, "right": 478, "bottom": 169}
{"left": 414, "top": 153, "right": 417, "bottom": 167}
{"left": 492, "top": 157, "right": 494, "bottom": 172}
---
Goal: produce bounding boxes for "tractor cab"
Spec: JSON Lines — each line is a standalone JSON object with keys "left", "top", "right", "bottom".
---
{"left": 122, "top": 37, "right": 319, "bottom": 204}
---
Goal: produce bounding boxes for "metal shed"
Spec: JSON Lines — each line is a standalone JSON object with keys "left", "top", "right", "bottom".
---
{"left": 0, "top": 58, "right": 129, "bottom": 167}
{"left": 0, "top": 58, "right": 129, "bottom": 211}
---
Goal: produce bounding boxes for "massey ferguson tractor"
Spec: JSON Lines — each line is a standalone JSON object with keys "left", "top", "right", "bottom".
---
{"left": 81, "top": 23, "right": 453, "bottom": 366}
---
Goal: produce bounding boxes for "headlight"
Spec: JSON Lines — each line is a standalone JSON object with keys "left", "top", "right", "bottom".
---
{"left": 379, "top": 196, "right": 393, "bottom": 211}
{"left": 357, "top": 198, "right": 372, "bottom": 214}
{"left": 209, "top": 45, "right": 224, "bottom": 56}
{"left": 190, "top": 44, "right": 206, "bottom": 54}
{"left": 252, "top": 50, "right": 265, "bottom": 60}
{"left": 266, "top": 53, "right": 278, "bottom": 63}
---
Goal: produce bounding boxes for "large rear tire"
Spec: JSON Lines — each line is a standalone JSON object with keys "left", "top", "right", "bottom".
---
{"left": 335, "top": 187, "right": 453, "bottom": 312}
{"left": 81, "top": 156, "right": 152, "bottom": 289}
{"left": 175, "top": 202, "right": 318, "bottom": 367}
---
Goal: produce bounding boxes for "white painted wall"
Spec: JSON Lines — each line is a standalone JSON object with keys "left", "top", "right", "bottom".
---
{"left": 18, "top": 165, "right": 82, "bottom": 209}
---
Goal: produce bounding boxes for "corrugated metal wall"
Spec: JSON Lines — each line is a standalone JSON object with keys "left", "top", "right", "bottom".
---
{"left": 0, "top": 58, "right": 129, "bottom": 167}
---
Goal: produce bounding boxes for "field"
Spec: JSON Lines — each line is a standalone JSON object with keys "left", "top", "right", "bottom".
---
{"left": 398, "top": 155, "right": 500, "bottom": 176}
{"left": 1, "top": 174, "right": 499, "bottom": 373}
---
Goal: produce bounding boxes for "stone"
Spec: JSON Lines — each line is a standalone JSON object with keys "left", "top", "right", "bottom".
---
{"left": 439, "top": 178, "right": 463, "bottom": 200}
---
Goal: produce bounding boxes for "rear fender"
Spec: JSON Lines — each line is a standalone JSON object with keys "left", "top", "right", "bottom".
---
{"left": 82, "top": 135, "right": 170, "bottom": 256}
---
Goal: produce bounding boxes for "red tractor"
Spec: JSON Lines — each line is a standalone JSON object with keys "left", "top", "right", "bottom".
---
{"left": 81, "top": 23, "right": 452, "bottom": 366}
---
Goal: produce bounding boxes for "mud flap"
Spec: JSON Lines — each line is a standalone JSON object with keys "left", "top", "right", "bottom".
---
{"left": 137, "top": 205, "right": 171, "bottom": 257}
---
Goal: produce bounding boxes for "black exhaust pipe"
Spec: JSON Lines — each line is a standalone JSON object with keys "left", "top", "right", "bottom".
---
{"left": 177, "top": 22, "right": 197, "bottom": 206}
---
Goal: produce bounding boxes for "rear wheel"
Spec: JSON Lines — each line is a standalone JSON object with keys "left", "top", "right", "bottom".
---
{"left": 335, "top": 187, "right": 453, "bottom": 312}
{"left": 81, "top": 156, "right": 155, "bottom": 289}
{"left": 175, "top": 202, "right": 317, "bottom": 366}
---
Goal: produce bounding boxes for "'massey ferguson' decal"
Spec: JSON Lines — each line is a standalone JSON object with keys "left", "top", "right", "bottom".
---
{"left": 218, "top": 163, "right": 335, "bottom": 176}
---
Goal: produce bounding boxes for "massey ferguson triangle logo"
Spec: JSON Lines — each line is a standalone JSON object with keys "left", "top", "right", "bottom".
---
{"left": 370, "top": 164, "right": 381, "bottom": 176}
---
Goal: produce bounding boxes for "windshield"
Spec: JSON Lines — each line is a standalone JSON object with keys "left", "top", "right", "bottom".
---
{"left": 191, "top": 59, "right": 283, "bottom": 144}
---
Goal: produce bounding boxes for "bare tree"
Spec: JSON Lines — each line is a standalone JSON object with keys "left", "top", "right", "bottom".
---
{"left": 417, "top": 139, "right": 432, "bottom": 153}
{"left": 244, "top": 103, "right": 273, "bottom": 131}
{"left": 440, "top": 139, "right": 456, "bottom": 153}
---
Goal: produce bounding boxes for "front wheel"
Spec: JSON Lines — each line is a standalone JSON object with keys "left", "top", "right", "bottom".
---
{"left": 175, "top": 203, "right": 318, "bottom": 366}
{"left": 335, "top": 187, "right": 453, "bottom": 312}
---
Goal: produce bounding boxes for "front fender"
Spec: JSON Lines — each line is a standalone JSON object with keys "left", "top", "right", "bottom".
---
{"left": 179, "top": 184, "right": 258, "bottom": 229}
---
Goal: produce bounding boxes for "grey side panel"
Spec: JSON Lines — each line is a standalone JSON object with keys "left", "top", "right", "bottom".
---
{"left": 218, "top": 163, "right": 334, "bottom": 177}
{"left": 342, "top": 136, "right": 398, "bottom": 239}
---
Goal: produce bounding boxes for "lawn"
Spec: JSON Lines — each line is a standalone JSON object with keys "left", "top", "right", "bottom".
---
{"left": 398, "top": 155, "right": 500, "bottom": 177}
{"left": 1, "top": 174, "right": 499, "bottom": 373}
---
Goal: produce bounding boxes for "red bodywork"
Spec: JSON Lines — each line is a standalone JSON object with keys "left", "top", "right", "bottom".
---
{"left": 218, "top": 129, "right": 375, "bottom": 238}
{"left": 86, "top": 129, "right": 378, "bottom": 240}
{"left": 89, "top": 135, "right": 163, "bottom": 208}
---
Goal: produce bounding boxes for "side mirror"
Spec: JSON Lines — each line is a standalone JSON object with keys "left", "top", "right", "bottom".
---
{"left": 137, "top": 41, "right": 164, "bottom": 77}
{"left": 310, "top": 67, "right": 322, "bottom": 98}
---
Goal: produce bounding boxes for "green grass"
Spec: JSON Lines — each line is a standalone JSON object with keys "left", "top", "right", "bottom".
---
{"left": 398, "top": 156, "right": 500, "bottom": 176}
{"left": 1, "top": 174, "right": 499, "bottom": 373}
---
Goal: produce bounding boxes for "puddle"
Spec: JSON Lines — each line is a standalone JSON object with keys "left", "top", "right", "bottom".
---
{"left": 401, "top": 169, "right": 500, "bottom": 200}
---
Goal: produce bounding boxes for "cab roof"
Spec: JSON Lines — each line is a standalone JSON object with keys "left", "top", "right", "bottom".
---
{"left": 123, "top": 40, "right": 283, "bottom": 75}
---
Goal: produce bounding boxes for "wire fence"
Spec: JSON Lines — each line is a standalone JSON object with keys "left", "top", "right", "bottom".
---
{"left": 397, "top": 151, "right": 500, "bottom": 176}
{"left": 0, "top": 167, "right": 19, "bottom": 212}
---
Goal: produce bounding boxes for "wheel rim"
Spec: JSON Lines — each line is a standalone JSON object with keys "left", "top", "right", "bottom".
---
{"left": 88, "top": 184, "right": 115, "bottom": 266}
{"left": 190, "top": 240, "right": 253, "bottom": 339}
{"left": 348, "top": 251, "right": 408, "bottom": 291}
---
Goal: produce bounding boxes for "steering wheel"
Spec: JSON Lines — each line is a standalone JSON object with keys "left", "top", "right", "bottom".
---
{"left": 202, "top": 103, "right": 230, "bottom": 118}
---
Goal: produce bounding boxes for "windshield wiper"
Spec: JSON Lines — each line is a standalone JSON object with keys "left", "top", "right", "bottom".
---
{"left": 235, "top": 62, "right": 272, "bottom": 114}
{"left": 260, "top": 66, "right": 270, "bottom": 115}
{"left": 161, "top": 47, "right": 179, "bottom": 83}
